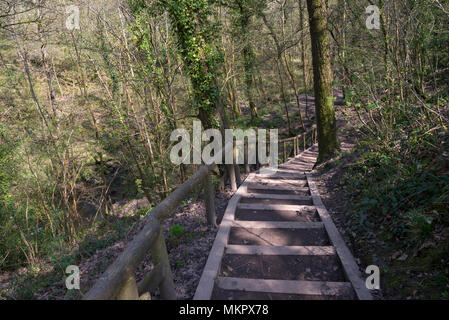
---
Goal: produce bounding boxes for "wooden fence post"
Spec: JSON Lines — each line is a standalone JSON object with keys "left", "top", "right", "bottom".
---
{"left": 244, "top": 141, "right": 250, "bottom": 174}
{"left": 150, "top": 228, "right": 176, "bottom": 300}
{"left": 227, "top": 163, "right": 237, "bottom": 191}
{"left": 204, "top": 172, "right": 217, "bottom": 227}
{"left": 293, "top": 137, "right": 297, "bottom": 156}
{"left": 283, "top": 141, "right": 287, "bottom": 162}
{"left": 116, "top": 273, "right": 139, "bottom": 300}
{"left": 233, "top": 143, "right": 241, "bottom": 185}
{"left": 255, "top": 138, "right": 261, "bottom": 170}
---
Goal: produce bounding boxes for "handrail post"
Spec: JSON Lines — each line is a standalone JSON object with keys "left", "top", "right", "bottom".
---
{"left": 233, "top": 143, "right": 241, "bottom": 185}
{"left": 204, "top": 172, "right": 217, "bottom": 227}
{"left": 116, "top": 272, "right": 139, "bottom": 300}
{"left": 244, "top": 140, "right": 250, "bottom": 174}
{"left": 311, "top": 128, "right": 314, "bottom": 146}
{"left": 295, "top": 137, "right": 299, "bottom": 156}
{"left": 150, "top": 228, "right": 176, "bottom": 300}
{"left": 255, "top": 138, "right": 261, "bottom": 170}
{"left": 293, "top": 137, "right": 296, "bottom": 157}
{"left": 283, "top": 141, "right": 287, "bottom": 162}
{"left": 303, "top": 134, "right": 306, "bottom": 151}
{"left": 227, "top": 163, "right": 237, "bottom": 191}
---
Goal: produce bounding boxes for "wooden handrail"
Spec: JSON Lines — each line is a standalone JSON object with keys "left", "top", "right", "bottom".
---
{"left": 278, "top": 124, "right": 317, "bottom": 143}
{"left": 276, "top": 125, "right": 317, "bottom": 162}
{"left": 83, "top": 126, "right": 317, "bottom": 300}
{"left": 83, "top": 164, "right": 217, "bottom": 300}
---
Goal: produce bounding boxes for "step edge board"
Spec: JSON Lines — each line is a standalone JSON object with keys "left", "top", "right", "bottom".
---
{"left": 225, "top": 245, "right": 336, "bottom": 255}
{"left": 216, "top": 277, "right": 353, "bottom": 296}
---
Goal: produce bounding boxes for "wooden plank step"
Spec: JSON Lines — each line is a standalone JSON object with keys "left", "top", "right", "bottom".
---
{"left": 255, "top": 171, "right": 306, "bottom": 178}
{"left": 217, "top": 277, "right": 353, "bottom": 296}
{"left": 281, "top": 163, "right": 314, "bottom": 168}
{"left": 288, "top": 158, "right": 314, "bottom": 163}
{"left": 232, "top": 221, "right": 323, "bottom": 229}
{"left": 237, "top": 203, "right": 315, "bottom": 212}
{"left": 279, "top": 166, "right": 313, "bottom": 171}
{"left": 241, "top": 193, "right": 311, "bottom": 201}
{"left": 246, "top": 184, "right": 309, "bottom": 193}
{"left": 292, "top": 155, "right": 317, "bottom": 161}
{"left": 258, "top": 169, "right": 307, "bottom": 175}
{"left": 225, "top": 245, "right": 336, "bottom": 255}
{"left": 273, "top": 168, "right": 308, "bottom": 174}
{"left": 282, "top": 162, "right": 314, "bottom": 167}
{"left": 247, "top": 178, "right": 308, "bottom": 186}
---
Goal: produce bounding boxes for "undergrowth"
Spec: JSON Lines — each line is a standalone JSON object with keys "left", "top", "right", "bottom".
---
{"left": 341, "top": 111, "right": 449, "bottom": 299}
{"left": 0, "top": 215, "right": 140, "bottom": 300}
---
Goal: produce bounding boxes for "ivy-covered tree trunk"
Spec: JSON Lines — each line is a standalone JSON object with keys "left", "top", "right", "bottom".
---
{"left": 306, "top": 0, "right": 339, "bottom": 162}
{"left": 163, "top": 0, "right": 239, "bottom": 190}
{"left": 163, "top": 0, "right": 219, "bottom": 130}
{"left": 236, "top": 1, "right": 258, "bottom": 121}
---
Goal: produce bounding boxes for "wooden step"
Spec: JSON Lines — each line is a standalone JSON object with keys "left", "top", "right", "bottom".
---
{"left": 241, "top": 193, "right": 311, "bottom": 201}
{"left": 255, "top": 172, "right": 306, "bottom": 179}
{"left": 258, "top": 169, "right": 307, "bottom": 175}
{"left": 216, "top": 277, "right": 353, "bottom": 296}
{"left": 292, "top": 155, "right": 317, "bottom": 161}
{"left": 237, "top": 203, "right": 316, "bottom": 212}
{"left": 273, "top": 168, "right": 308, "bottom": 174}
{"left": 225, "top": 245, "right": 336, "bottom": 256}
{"left": 281, "top": 163, "right": 314, "bottom": 169}
{"left": 246, "top": 184, "right": 309, "bottom": 193}
{"left": 280, "top": 164, "right": 314, "bottom": 170}
{"left": 233, "top": 221, "right": 323, "bottom": 229}
{"left": 286, "top": 159, "right": 313, "bottom": 164}
{"left": 247, "top": 178, "right": 308, "bottom": 187}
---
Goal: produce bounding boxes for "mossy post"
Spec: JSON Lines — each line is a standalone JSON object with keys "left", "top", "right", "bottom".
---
{"left": 283, "top": 141, "right": 287, "bottom": 162}
{"left": 306, "top": 0, "right": 339, "bottom": 162}
{"left": 204, "top": 172, "right": 217, "bottom": 227}
{"left": 244, "top": 141, "right": 251, "bottom": 174}
{"left": 293, "top": 137, "right": 298, "bottom": 158}
{"left": 116, "top": 273, "right": 139, "bottom": 300}
{"left": 234, "top": 143, "right": 242, "bottom": 185}
{"left": 227, "top": 163, "right": 237, "bottom": 191}
{"left": 150, "top": 228, "right": 176, "bottom": 300}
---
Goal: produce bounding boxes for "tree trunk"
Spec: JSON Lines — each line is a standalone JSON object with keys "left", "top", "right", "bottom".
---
{"left": 237, "top": 2, "right": 258, "bottom": 122}
{"left": 306, "top": 0, "right": 339, "bottom": 161}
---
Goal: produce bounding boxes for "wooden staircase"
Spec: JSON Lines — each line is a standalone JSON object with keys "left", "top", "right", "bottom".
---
{"left": 194, "top": 146, "right": 373, "bottom": 300}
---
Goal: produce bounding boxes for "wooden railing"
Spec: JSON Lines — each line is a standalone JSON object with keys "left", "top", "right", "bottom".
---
{"left": 278, "top": 125, "right": 317, "bottom": 163}
{"left": 83, "top": 126, "right": 317, "bottom": 300}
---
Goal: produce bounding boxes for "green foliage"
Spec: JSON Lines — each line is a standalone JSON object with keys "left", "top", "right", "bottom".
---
{"left": 344, "top": 132, "right": 449, "bottom": 242}
{"left": 169, "top": 224, "right": 185, "bottom": 237}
